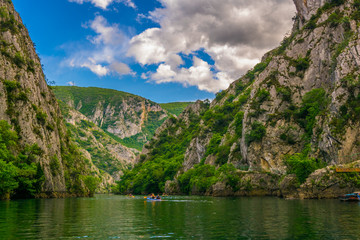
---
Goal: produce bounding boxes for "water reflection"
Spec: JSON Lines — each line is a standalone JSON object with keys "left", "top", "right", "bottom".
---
{"left": 1, "top": 195, "right": 360, "bottom": 239}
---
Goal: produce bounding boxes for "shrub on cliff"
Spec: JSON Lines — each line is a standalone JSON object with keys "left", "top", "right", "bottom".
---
{"left": 0, "top": 120, "right": 45, "bottom": 199}
{"left": 295, "top": 88, "right": 328, "bottom": 137}
{"left": 245, "top": 122, "right": 266, "bottom": 145}
{"left": 285, "top": 153, "right": 325, "bottom": 184}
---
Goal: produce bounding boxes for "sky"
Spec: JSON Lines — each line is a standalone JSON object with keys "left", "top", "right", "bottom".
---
{"left": 12, "top": 0, "right": 295, "bottom": 103}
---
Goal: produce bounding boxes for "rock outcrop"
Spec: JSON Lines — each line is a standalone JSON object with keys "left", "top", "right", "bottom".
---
{"left": 294, "top": 0, "right": 326, "bottom": 21}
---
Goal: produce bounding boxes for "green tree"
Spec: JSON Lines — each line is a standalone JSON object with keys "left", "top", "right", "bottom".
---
{"left": 82, "top": 175, "right": 100, "bottom": 197}
{"left": 285, "top": 153, "right": 325, "bottom": 184}
{"left": 0, "top": 160, "right": 18, "bottom": 197}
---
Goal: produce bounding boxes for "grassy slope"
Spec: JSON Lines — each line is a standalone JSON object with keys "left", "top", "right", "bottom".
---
{"left": 160, "top": 102, "right": 193, "bottom": 116}
{"left": 53, "top": 86, "right": 148, "bottom": 116}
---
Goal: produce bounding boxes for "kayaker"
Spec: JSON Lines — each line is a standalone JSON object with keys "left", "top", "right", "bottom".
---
{"left": 156, "top": 195, "right": 161, "bottom": 199}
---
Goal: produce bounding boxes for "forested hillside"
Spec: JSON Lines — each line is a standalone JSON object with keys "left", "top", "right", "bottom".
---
{"left": 160, "top": 102, "right": 193, "bottom": 116}
{"left": 116, "top": 0, "right": 360, "bottom": 199}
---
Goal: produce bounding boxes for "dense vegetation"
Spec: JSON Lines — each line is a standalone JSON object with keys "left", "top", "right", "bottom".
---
{"left": 115, "top": 87, "right": 253, "bottom": 194}
{"left": 160, "top": 102, "right": 193, "bottom": 116}
{"left": 65, "top": 119, "right": 131, "bottom": 176}
{"left": 178, "top": 163, "right": 241, "bottom": 194}
{"left": 285, "top": 152, "right": 325, "bottom": 184}
{"left": 0, "top": 120, "right": 44, "bottom": 199}
{"left": 117, "top": 112, "right": 202, "bottom": 194}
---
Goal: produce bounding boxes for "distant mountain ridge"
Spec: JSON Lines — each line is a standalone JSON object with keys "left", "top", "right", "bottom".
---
{"left": 54, "top": 86, "right": 172, "bottom": 151}
{"left": 54, "top": 86, "right": 191, "bottom": 180}
{"left": 160, "top": 102, "right": 194, "bottom": 116}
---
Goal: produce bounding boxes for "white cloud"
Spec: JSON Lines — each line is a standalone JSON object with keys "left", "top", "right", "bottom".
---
{"left": 141, "top": 73, "right": 148, "bottom": 79}
{"left": 127, "top": 0, "right": 295, "bottom": 92}
{"left": 110, "top": 62, "right": 133, "bottom": 75}
{"left": 151, "top": 57, "right": 232, "bottom": 92}
{"left": 67, "top": 81, "right": 76, "bottom": 86}
{"left": 122, "top": 0, "right": 135, "bottom": 9}
{"left": 88, "top": 16, "right": 125, "bottom": 45}
{"left": 66, "top": 15, "right": 133, "bottom": 78}
{"left": 81, "top": 62, "right": 109, "bottom": 76}
{"left": 69, "top": 0, "right": 135, "bottom": 10}
{"left": 66, "top": 0, "right": 295, "bottom": 92}
{"left": 152, "top": 64, "right": 176, "bottom": 80}
{"left": 127, "top": 28, "right": 168, "bottom": 65}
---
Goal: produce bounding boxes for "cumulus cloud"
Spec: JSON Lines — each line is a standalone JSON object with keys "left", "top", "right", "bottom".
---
{"left": 69, "top": 0, "right": 135, "bottom": 10}
{"left": 81, "top": 62, "right": 109, "bottom": 76}
{"left": 110, "top": 62, "right": 134, "bottom": 75}
{"left": 151, "top": 57, "right": 232, "bottom": 92}
{"left": 67, "top": 81, "right": 76, "bottom": 86}
{"left": 128, "top": 0, "right": 295, "bottom": 92}
{"left": 88, "top": 15, "right": 126, "bottom": 45}
{"left": 66, "top": 15, "right": 133, "bottom": 78}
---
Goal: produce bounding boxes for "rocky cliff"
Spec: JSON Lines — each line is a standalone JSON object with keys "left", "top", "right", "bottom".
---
{"left": 54, "top": 86, "right": 170, "bottom": 151}
{"left": 57, "top": 100, "right": 136, "bottom": 181}
{"left": 117, "top": 0, "right": 360, "bottom": 198}
{"left": 0, "top": 0, "right": 104, "bottom": 198}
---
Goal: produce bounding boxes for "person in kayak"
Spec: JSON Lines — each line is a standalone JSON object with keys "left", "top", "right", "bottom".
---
{"left": 156, "top": 195, "right": 161, "bottom": 199}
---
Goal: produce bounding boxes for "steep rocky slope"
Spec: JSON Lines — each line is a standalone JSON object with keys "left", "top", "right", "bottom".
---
{"left": 0, "top": 0, "right": 105, "bottom": 199}
{"left": 54, "top": 86, "right": 170, "bottom": 151}
{"left": 58, "top": 100, "right": 136, "bottom": 181}
{"left": 117, "top": 0, "right": 360, "bottom": 198}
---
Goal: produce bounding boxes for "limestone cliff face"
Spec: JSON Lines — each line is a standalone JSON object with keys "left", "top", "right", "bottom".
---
{"left": 294, "top": 0, "right": 326, "bottom": 21}
{"left": 196, "top": 0, "right": 360, "bottom": 173}
{"left": 0, "top": 0, "right": 97, "bottom": 195}
{"left": 54, "top": 86, "right": 169, "bottom": 150}
{"left": 59, "top": 101, "right": 137, "bottom": 181}
{"left": 138, "top": 0, "right": 360, "bottom": 197}
{"left": 239, "top": 0, "right": 360, "bottom": 172}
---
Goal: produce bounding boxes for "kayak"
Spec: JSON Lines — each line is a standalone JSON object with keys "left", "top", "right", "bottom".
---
{"left": 339, "top": 192, "right": 360, "bottom": 201}
{"left": 146, "top": 197, "right": 161, "bottom": 201}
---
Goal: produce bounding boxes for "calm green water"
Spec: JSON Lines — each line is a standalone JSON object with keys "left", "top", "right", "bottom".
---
{"left": 1, "top": 195, "right": 360, "bottom": 239}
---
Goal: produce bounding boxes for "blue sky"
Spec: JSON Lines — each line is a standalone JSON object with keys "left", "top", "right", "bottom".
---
{"left": 12, "top": 0, "right": 294, "bottom": 103}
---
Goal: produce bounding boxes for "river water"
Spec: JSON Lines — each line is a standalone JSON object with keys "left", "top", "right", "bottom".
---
{"left": 0, "top": 195, "right": 360, "bottom": 239}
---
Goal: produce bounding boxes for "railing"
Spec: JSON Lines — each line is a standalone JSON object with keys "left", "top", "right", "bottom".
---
{"left": 336, "top": 168, "right": 360, "bottom": 173}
